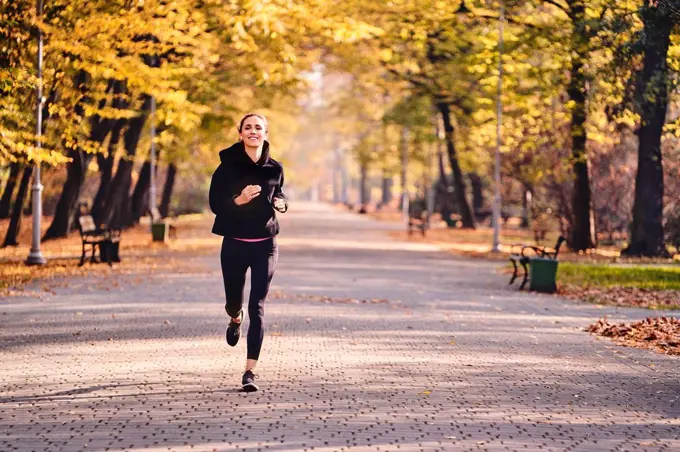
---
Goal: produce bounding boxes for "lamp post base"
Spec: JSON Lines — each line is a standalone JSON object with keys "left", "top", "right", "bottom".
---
{"left": 26, "top": 250, "right": 47, "bottom": 266}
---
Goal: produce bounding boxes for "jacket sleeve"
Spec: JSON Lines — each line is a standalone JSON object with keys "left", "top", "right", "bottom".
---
{"left": 272, "top": 168, "right": 288, "bottom": 213}
{"left": 209, "top": 163, "right": 240, "bottom": 216}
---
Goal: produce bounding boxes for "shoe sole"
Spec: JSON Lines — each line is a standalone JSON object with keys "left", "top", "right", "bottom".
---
{"left": 226, "top": 314, "right": 243, "bottom": 347}
{"left": 226, "top": 331, "right": 239, "bottom": 346}
{"left": 226, "top": 324, "right": 241, "bottom": 347}
{"left": 242, "top": 383, "right": 259, "bottom": 392}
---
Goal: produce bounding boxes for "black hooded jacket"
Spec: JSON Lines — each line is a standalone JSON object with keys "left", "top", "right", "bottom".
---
{"left": 209, "top": 141, "right": 287, "bottom": 238}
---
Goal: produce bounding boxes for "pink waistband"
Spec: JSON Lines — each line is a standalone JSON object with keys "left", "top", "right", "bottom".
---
{"left": 232, "top": 237, "right": 270, "bottom": 242}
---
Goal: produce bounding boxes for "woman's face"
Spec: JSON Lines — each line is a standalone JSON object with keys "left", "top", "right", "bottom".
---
{"left": 239, "top": 116, "right": 268, "bottom": 149}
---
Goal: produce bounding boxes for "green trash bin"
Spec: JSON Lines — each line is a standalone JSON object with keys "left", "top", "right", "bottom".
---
{"left": 529, "top": 257, "right": 559, "bottom": 293}
{"left": 151, "top": 222, "right": 169, "bottom": 243}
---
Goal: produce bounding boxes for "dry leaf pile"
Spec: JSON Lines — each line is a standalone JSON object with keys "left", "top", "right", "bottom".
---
{"left": 586, "top": 317, "right": 680, "bottom": 355}
{"left": 560, "top": 285, "right": 680, "bottom": 310}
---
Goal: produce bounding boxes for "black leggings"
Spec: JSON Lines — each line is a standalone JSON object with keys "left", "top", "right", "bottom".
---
{"left": 220, "top": 237, "right": 278, "bottom": 360}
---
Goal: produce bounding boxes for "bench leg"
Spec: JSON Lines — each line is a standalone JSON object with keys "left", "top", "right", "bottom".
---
{"left": 90, "top": 244, "right": 98, "bottom": 263}
{"left": 519, "top": 260, "right": 529, "bottom": 290}
{"left": 509, "top": 260, "right": 518, "bottom": 285}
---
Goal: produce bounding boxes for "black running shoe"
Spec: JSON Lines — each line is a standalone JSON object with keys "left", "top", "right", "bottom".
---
{"left": 242, "top": 370, "right": 259, "bottom": 392}
{"left": 225, "top": 311, "right": 243, "bottom": 347}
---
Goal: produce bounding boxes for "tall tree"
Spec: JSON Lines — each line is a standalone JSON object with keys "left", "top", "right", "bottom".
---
{"left": 371, "top": 2, "right": 480, "bottom": 227}
{"left": 130, "top": 160, "right": 152, "bottom": 224}
{"left": 437, "top": 102, "right": 476, "bottom": 227}
{"left": 522, "top": 0, "right": 601, "bottom": 250}
{"left": 99, "top": 95, "right": 152, "bottom": 228}
{"left": 624, "top": 0, "right": 678, "bottom": 257}
{"left": 91, "top": 119, "right": 125, "bottom": 225}
{"left": 565, "top": 0, "right": 595, "bottom": 250}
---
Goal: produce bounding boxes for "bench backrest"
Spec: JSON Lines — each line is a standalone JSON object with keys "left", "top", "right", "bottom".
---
{"left": 78, "top": 215, "right": 96, "bottom": 234}
{"left": 553, "top": 236, "right": 566, "bottom": 258}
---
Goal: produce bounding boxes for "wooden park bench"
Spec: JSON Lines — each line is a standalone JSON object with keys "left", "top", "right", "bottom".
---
{"left": 509, "top": 236, "right": 566, "bottom": 291}
{"left": 77, "top": 215, "right": 121, "bottom": 266}
{"left": 407, "top": 199, "right": 430, "bottom": 236}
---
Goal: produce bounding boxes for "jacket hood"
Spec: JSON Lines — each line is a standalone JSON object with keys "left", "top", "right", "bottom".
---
{"left": 219, "top": 140, "right": 271, "bottom": 165}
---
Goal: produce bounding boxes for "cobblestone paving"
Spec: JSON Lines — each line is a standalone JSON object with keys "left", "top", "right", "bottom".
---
{"left": 1, "top": 203, "right": 678, "bottom": 452}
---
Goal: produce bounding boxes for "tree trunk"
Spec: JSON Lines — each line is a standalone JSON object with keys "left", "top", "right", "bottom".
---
{"left": 567, "top": 1, "right": 595, "bottom": 251}
{"left": 2, "top": 166, "right": 32, "bottom": 247}
{"left": 0, "top": 162, "right": 21, "bottom": 219}
{"left": 100, "top": 95, "right": 151, "bottom": 228}
{"left": 521, "top": 184, "right": 533, "bottom": 229}
{"left": 340, "top": 159, "right": 348, "bottom": 204}
{"left": 436, "top": 142, "right": 454, "bottom": 227}
{"left": 131, "top": 160, "right": 151, "bottom": 224}
{"left": 23, "top": 183, "right": 33, "bottom": 216}
{"left": 469, "top": 172, "right": 484, "bottom": 213}
{"left": 380, "top": 170, "right": 393, "bottom": 208}
{"left": 92, "top": 119, "right": 125, "bottom": 224}
{"left": 118, "top": 175, "right": 135, "bottom": 228}
{"left": 332, "top": 166, "right": 340, "bottom": 203}
{"left": 436, "top": 102, "right": 475, "bottom": 228}
{"left": 623, "top": 2, "right": 673, "bottom": 257}
{"left": 43, "top": 148, "right": 92, "bottom": 240}
{"left": 400, "top": 126, "right": 409, "bottom": 211}
{"left": 359, "top": 161, "right": 370, "bottom": 207}
{"left": 91, "top": 154, "right": 114, "bottom": 224}
{"left": 159, "top": 162, "right": 176, "bottom": 218}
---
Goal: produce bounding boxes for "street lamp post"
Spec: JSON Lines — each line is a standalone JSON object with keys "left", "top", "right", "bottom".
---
{"left": 149, "top": 95, "right": 157, "bottom": 225}
{"left": 491, "top": 0, "right": 504, "bottom": 253}
{"left": 27, "top": 0, "right": 46, "bottom": 266}
{"left": 400, "top": 126, "right": 410, "bottom": 228}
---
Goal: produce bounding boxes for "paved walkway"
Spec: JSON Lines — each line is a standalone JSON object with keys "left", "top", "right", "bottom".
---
{"left": 1, "top": 203, "right": 678, "bottom": 452}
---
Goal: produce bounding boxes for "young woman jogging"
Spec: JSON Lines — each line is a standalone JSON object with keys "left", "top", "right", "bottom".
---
{"left": 209, "top": 113, "right": 288, "bottom": 392}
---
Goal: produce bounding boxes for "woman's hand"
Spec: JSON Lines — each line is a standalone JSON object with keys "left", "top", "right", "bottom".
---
{"left": 273, "top": 197, "right": 287, "bottom": 212}
{"left": 235, "top": 185, "right": 261, "bottom": 205}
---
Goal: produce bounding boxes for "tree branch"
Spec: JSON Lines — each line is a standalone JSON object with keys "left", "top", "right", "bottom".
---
{"left": 543, "top": 0, "right": 570, "bottom": 17}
